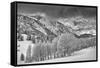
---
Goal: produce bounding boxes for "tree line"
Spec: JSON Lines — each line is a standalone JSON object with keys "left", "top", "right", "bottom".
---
{"left": 19, "top": 32, "right": 96, "bottom": 63}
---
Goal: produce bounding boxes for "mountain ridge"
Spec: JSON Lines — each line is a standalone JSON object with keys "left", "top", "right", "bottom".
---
{"left": 17, "top": 13, "right": 96, "bottom": 42}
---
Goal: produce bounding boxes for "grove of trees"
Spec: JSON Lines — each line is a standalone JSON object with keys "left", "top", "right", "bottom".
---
{"left": 24, "top": 32, "right": 96, "bottom": 63}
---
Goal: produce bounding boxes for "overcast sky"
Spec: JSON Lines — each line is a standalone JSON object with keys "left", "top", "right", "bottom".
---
{"left": 17, "top": 3, "right": 97, "bottom": 18}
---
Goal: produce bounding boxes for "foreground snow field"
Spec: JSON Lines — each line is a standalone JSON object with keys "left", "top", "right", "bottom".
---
{"left": 31, "top": 47, "right": 96, "bottom": 64}
{"left": 17, "top": 41, "right": 96, "bottom": 65}
{"left": 17, "top": 41, "right": 35, "bottom": 64}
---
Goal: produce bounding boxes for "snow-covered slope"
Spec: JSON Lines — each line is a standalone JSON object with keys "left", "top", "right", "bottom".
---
{"left": 18, "top": 47, "right": 96, "bottom": 64}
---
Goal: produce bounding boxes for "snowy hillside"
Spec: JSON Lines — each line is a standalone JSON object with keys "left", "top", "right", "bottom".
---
{"left": 17, "top": 47, "right": 96, "bottom": 64}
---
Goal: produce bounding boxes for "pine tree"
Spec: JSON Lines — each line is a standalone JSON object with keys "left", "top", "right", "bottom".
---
{"left": 20, "top": 53, "right": 24, "bottom": 61}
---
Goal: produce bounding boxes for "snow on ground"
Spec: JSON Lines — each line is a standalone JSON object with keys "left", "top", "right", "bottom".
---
{"left": 17, "top": 40, "right": 35, "bottom": 64}
{"left": 31, "top": 47, "right": 96, "bottom": 64}
{"left": 17, "top": 45, "right": 96, "bottom": 65}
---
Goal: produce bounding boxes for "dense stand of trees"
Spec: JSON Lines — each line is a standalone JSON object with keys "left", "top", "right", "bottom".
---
{"left": 23, "top": 33, "right": 96, "bottom": 63}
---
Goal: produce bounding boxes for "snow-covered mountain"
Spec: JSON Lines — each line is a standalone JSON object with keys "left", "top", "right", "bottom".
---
{"left": 17, "top": 13, "right": 96, "bottom": 42}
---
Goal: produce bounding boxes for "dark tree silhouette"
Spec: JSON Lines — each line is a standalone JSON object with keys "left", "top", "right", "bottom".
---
{"left": 20, "top": 53, "right": 25, "bottom": 61}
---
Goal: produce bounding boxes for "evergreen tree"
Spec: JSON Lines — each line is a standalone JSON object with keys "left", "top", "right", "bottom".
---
{"left": 20, "top": 53, "right": 24, "bottom": 61}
